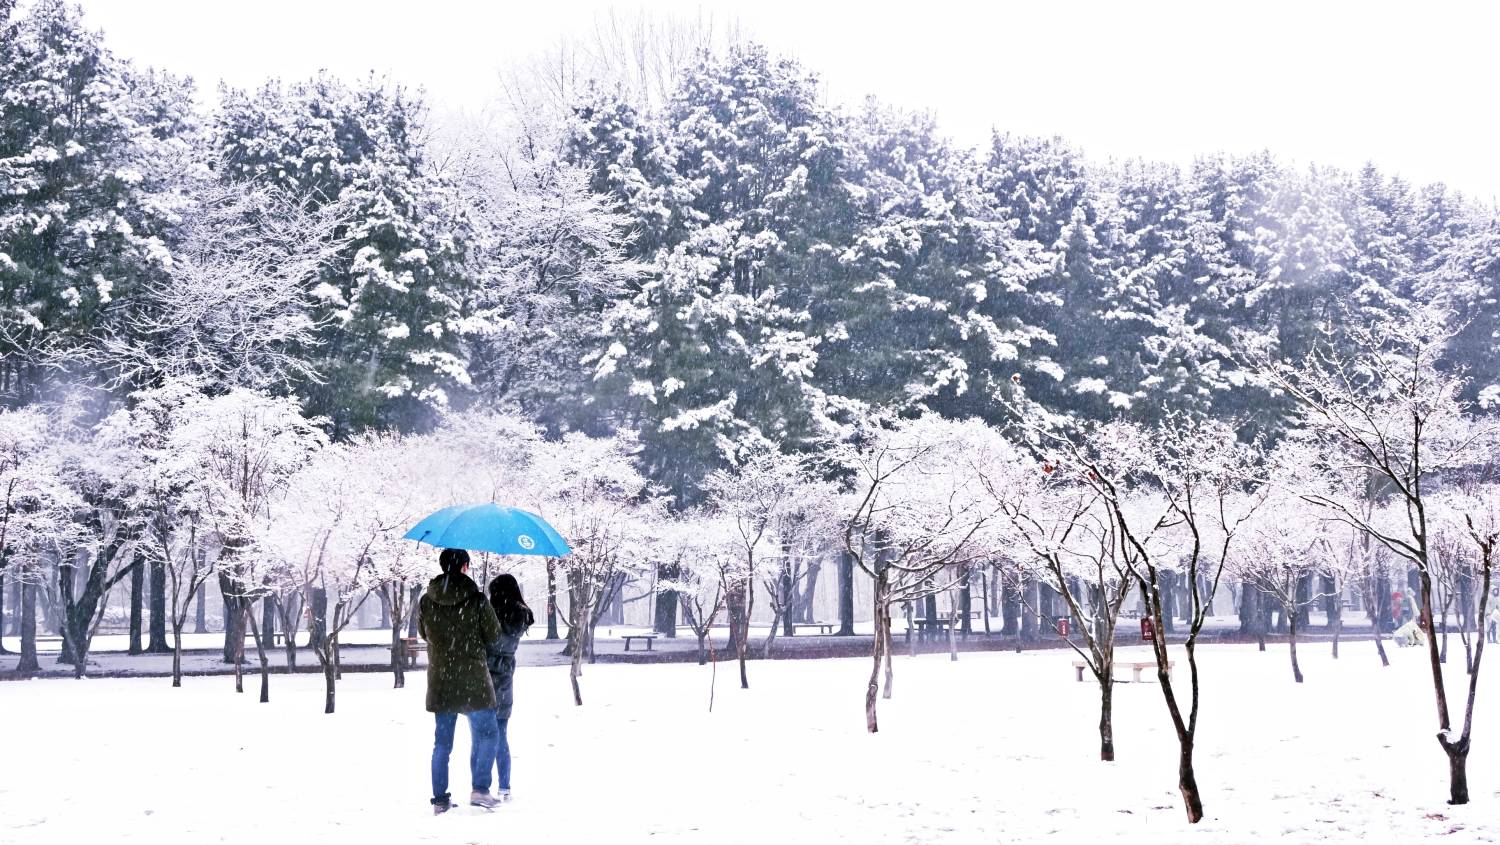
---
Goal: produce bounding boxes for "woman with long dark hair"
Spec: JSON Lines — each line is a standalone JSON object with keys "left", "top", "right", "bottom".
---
{"left": 486, "top": 573, "right": 534, "bottom": 801}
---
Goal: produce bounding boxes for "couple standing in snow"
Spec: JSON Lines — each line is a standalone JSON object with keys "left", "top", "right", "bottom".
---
{"left": 418, "top": 548, "right": 534, "bottom": 814}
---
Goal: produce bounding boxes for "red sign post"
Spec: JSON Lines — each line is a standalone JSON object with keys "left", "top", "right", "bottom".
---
{"left": 1140, "top": 617, "right": 1155, "bottom": 642}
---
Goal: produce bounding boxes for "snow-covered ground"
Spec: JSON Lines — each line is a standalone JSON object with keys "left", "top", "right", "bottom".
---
{"left": 1, "top": 642, "right": 1495, "bottom": 844}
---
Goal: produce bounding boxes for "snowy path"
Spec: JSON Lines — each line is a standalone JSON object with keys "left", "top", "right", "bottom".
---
{"left": 0, "top": 643, "right": 1494, "bottom": 844}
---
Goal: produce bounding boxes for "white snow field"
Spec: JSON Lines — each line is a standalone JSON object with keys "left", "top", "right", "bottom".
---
{"left": 1, "top": 642, "right": 1495, "bottom": 844}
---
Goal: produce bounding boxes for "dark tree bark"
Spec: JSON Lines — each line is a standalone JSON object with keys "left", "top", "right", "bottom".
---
{"left": 219, "top": 571, "right": 249, "bottom": 665}
{"left": 17, "top": 577, "right": 38, "bottom": 673}
{"left": 1099, "top": 678, "right": 1115, "bottom": 762}
{"left": 128, "top": 556, "right": 144, "bottom": 654}
{"left": 1020, "top": 576, "right": 1038, "bottom": 642}
{"left": 261, "top": 595, "right": 276, "bottom": 650}
{"left": 407, "top": 585, "right": 420, "bottom": 637}
{"left": 654, "top": 561, "right": 679, "bottom": 637}
{"left": 1160, "top": 571, "right": 1177, "bottom": 634}
{"left": 193, "top": 581, "right": 207, "bottom": 634}
{"left": 147, "top": 557, "right": 170, "bottom": 653}
{"left": 545, "top": 559, "right": 560, "bottom": 640}
{"left": 0, "top": 565, "right": 8, "bottom": 654}
{"left": 58, "top": 538, "right": 136, "bottom": 677}
{"left": 959, "top": 566, "right": 973, "bottom": 636}
{"left": 837, "top": 550, "right": 855, "bottom": 636}
{"left": 1288, "top": 600, "right": 1304, "bottom": 683}
{"left": 798, "top": 560, "right": 821, "bottom": 624}
{"left": 308, "top": 587, "right": 328, "bottom": 651}
{"left": 1001, "top": 572, "right": 1019, "bottom": 636}
{"left": 0, "top": 564, "right": 7, "bottom": 657}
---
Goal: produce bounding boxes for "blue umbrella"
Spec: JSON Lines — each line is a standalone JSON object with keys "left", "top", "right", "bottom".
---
{"left": 404, "top": 503, "right": 571, "bottom": 557}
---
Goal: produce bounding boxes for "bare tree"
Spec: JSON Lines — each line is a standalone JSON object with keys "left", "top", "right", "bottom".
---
{"left": 1256, "top": 309, "right": 1500, "bottom": 804}
{"left": 1013, "top": 402, "right": 1266, "bottom": 824}
{"left": 990, "top": 472, "right": 1132, "bottom": 761}
{"left": 837, "top": 415, "right": 1003, "bottom": 733}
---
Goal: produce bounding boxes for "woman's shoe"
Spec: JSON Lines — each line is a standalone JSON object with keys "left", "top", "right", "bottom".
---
{"left": 470, "top": 790, "right": 501, "bottom": 809}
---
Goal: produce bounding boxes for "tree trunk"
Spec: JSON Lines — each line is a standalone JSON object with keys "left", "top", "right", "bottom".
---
{"left": 1439, "top": 734, "right": 1471, "bottom": 805}
{"left": 865, "top": 598, "right": 884, "bottom": 733}
{"left": 1001, "top": 573, "right": 1019, "bottom": 636}
{"left": 17, "top": 578, "right": 38, "bottom": 673}
{"left": 308, "top": 587, "right": 327, "bottom": 651}
{"left": 959, "top": 568, "right": 973, "bottom": 636}
{"left": 247, "top": 603, "right": 270, "bottom": 703}
{"left": 1099, "top": 676, "right": 1115, "bottom": 762}
{"left": 0, "top": 566, "right": 7, "bottom": 654}
{"left": 780, "top": 569, "right": 794, "bottom": 637}
{"left": 569, "top": 620, "right": 584, "bottom": 707}
{"left": 233, "top": 607, "right": 245, "bottom": 694}
{"left": 883, "top": 605, "right": 896, "bottom": 697}
{"left": 127, "top": 558, "right": 144, "bottom": 654}
{"left": 1178, "top": 738, "right": 1204, "bottom": 823}
{"left": 654, "top": 561, "right": 679, "bottom": 637}
{"left": 696, "top": 631, "right": 708, "bottom": 665}
{"left": 147, "top": 558, "right": 170, "bottom": 653}
{"left": 321, "top": 651, "right": 337, "bottom": 714}
{"left": 1288, "top": 601, "right": 1304, "bottom": 683}
{"left": 546, "top": 559, "right": 560, "bottom": 640}
{"left": 220, "top": 571, "right": 247, "bottom": 663}
{"left": 194, "top": 582, "right": 207, "bottom": 634}
{"left": 837, "top": 550, "right": 855, "bottom": 636}
{"left": 171, "top": 623, "right": 183, "bottom": 687}
{"left": 1020, "top": 576, "right": 1038, "bottom": 641}
{"left": 261, "top": 595, "right": 276, "bottom": 655}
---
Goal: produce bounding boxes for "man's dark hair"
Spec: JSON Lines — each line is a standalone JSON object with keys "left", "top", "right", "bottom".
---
{"left": 438, "top": 548, "right": 470, "bottom": 575}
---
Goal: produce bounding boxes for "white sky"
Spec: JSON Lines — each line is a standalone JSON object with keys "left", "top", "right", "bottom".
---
{"left": 70, "top": 0, "right": 1500, "bottom": 202}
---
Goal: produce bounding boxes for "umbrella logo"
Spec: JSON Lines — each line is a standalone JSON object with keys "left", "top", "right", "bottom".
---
{"left": 517, "top": 534, "right": 536, "bottom": 551}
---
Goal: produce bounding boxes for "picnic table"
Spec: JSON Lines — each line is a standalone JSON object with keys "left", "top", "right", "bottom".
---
{"left": 910, "top": 618, "right": 955, "bottom": 642}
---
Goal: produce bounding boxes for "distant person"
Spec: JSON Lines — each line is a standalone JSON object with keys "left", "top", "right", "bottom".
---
{"left": 486, "top": 574, "right": 535, "bottom": 802}
{"left": 419, "top": 548, "right": 502, "bottom": 814}
{"left": 1487, "top": 602, "right": 1499, "bottom": 644}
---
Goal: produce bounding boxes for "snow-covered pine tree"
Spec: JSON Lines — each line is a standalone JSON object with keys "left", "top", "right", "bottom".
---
{"left": 839, "top": 105, "right": 1049, "bottom": 422}
{"left": 579, "top": 46, "right": 863, "bottom": 503}
{"left": 977, "top": 134, "right": 1120, "bottom": 420}
{"left": 212, "top": 76, "right": 469, "bottom": 435}
{"left": 0, "top": 0, "right": 195, "bottom": 405}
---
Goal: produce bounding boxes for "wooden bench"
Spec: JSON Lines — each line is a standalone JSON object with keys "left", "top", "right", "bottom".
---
{"left": 245, "top": 631, "right": 286, "bottom": 647}
{"left": 1073, "top": 660, "right": 1174, "bottom": 683}
{"left": 790, "top": 622, "right": 835, "bottom": 635}
{"left": 401, "top": 637, "right": 426, "bottom": 667}
{"left": 621, "top": 634, "right": 658, "bottom": 652}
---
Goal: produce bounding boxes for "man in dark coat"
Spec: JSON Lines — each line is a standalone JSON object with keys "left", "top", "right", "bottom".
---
{"left": 419, "top": 548, "right": 502, "bottom": 813}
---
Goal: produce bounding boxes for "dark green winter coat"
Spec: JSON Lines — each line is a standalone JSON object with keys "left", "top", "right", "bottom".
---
{"left": 418, "top": 572, "right": 501, "bottom": 714}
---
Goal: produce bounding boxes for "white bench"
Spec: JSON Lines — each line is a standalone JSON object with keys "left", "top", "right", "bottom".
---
{"left": 1073, "top": 660, "right": 1174, "bottom": 683}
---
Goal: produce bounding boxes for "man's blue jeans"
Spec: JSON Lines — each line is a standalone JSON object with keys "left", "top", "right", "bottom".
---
{"left": 432, "top": 710, "right": 499, "bottom": 802}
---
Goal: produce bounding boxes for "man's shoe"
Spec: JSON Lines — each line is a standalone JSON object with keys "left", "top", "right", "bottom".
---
{"left": 470, "top": 790, "right": 501, "bottom": 809}
{"left": 497, "top": 789, "right": 512, "bottom": 803}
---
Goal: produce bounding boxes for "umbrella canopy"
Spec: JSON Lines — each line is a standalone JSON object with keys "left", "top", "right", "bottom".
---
{"left": 404, "top": 503, "right": 571, "bottom": 557}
